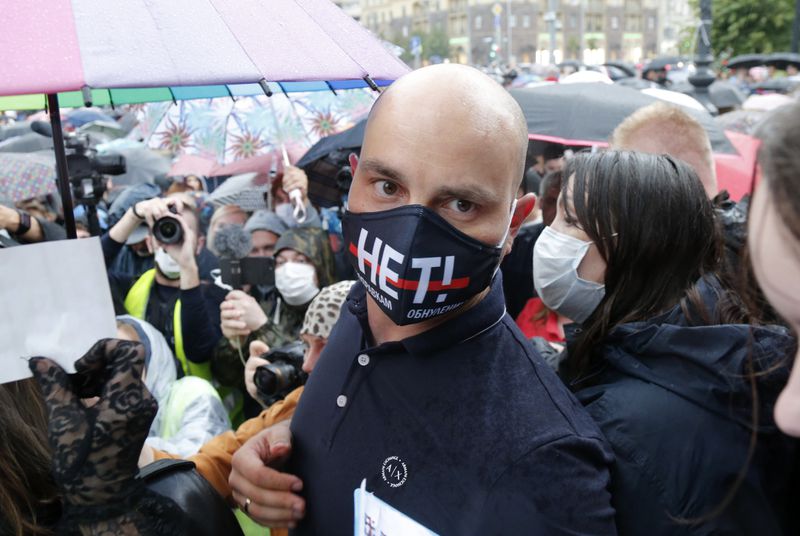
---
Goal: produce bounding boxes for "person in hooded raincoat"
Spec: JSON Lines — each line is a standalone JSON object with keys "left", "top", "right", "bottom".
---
{"left": 533, "top": 150, "right": 799, "bottom": 535}
{"left": 213, "top": 227, "right": 336, "bottom": 415}
{"left": 117, "top": 315, "right": 231, "bottom": 458}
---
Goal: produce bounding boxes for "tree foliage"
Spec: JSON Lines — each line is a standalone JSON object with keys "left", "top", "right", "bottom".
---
{"left": 688, "top": 0, "right": 796, "bottom": 57}
{"left": 393, "top": 28, "right": 451, "bottom": 63}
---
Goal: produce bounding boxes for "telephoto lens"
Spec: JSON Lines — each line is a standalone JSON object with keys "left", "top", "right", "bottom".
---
{"left": 153, "top": 206, "right": 183, "bottom": 245}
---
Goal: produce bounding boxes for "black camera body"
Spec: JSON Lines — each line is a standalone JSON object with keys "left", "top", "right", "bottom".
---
{"left": 253, "top": 341, "right": 307, "bottom": 406}
{"left": 65, "top": 135, "right": 125, "bottom": 205}
{"left": 219, "top": 257, "right": 275, "bottom": 289}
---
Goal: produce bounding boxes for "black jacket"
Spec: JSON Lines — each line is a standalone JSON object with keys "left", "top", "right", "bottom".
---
{"left": 576, "top": 279, "right": 800, "bottom": 535}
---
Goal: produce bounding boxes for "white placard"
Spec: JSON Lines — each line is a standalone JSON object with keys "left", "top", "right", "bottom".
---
{"left": 353, "top": 480, "right": 439, "bottom": 536}
{"left": 0, "top": 237, "right": 117, "bottom": 383}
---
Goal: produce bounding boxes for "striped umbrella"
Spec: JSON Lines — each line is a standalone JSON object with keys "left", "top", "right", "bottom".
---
{"left": 0, "top": 0, "right": 409, "bottom": 236}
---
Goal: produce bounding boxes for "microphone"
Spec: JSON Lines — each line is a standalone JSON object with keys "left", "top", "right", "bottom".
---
{"left": 31, "top": 121, "right": 53, "bottom": 138}
{"left": 213, "top": 224, "right": 252, "bottom": 290}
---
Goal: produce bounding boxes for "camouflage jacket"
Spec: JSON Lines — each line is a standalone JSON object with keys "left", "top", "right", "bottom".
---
{"left": 211, "top": 292, "right": 308, "bottom": 388}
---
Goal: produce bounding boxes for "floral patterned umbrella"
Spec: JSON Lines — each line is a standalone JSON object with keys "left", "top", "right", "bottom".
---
{"left": 0, "top": 152, "right": 58, "bottom": 202}
{"left": 129, "top": 89, "right": 377, "bottom": 166}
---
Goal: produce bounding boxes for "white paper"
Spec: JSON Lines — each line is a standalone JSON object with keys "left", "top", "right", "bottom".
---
{"left": 353, "top": 479, "right": 439, "bottom": 536}
{"left": 0, "top": 237, "right": 117, "bottom": 384}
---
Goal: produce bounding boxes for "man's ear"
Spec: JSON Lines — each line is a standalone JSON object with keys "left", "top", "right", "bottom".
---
{"left": 504, "top": 193, "right": 536, "bottom": 255}
{"left": 348, "top": 153, "right": 359, "bottom": 176}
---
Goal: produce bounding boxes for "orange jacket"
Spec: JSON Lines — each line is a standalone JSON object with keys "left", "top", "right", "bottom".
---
{"left": 153, "top": 386, "right": 304, "bottom": 501}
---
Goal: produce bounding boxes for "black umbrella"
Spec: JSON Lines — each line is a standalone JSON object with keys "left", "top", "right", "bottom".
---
{"left": 0, "top": 133, "right": 53, "bottom": 153}
{"left": 508, "top": 83, "right": 736, "bottom": 154}
{"left": 764, "top": 52, "right": 800, "bottom": 70}
{"left": 643, "top": 56, "right": 686, "bottom": 72}
{"left": 615, "top": 77, "right": 655, "bottom": 90}
{"left": 725, "top": 54, "right": 765, "bottom": 70}
{"left": 558, "top": 60, "right": 583, "bottom": 70}
{"left": 672, "top": 80, "right": 747, "bottom": 110}
{"left": 0, "top": 122, "right": 34, "bottom": 142}
{"left": 603, "top": 62, "right": 637, "bottom": 78}
{"left": 753, "top": 77, "right": 800, "bottom": 94}
{"left": 296, "top": 118, "right": 367, "bottom": 207}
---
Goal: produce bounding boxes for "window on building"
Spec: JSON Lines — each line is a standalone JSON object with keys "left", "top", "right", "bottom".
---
{"left": 475, "top": 15, "right": 482, "bottom": 30}
{"left": 402, "top": 6, "right": 406, "bottom": 17}
{"left": 625, "top": 0, "right": 642, "bottom": 11}
{"left": 648, "top": 16, "right": 655, "bottom": 30}
{"left": 585, "top": 14, "right": 603, "bottom": 32}
{"left": 510, "top": 14, "right": 516, "bottom": 28}
{"left": 523, "top": 15, "right": 531, "bottom": 28}
{"left": 625, "top": 14, "right": 642, "bottom": 32}
{"left": 569, "top": 14, "right": 577, "bottom": 29}
{"left": 611, "top": 16, "right": 619, "bottom": 30}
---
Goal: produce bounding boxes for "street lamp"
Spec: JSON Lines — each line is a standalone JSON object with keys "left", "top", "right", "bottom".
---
{"left": 687, "top": 0, "right": 718, "bottom": 115}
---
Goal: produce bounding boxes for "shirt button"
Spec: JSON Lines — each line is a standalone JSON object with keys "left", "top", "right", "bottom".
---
{"left": 336, "top": 395, "right": 348, "bottom": 408}
{"left": 357, "top": 353, "right": 370, "bottom": 366}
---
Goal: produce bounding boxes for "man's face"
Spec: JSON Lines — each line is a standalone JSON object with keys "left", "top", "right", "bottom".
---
{"left": 544, "top": 157, "right": 564, "bottom": 174}
{"left": 301, "top": 332, "right": 327, "bottom": 374}
{"left": 540, "top": 184, "right": 561, "bottom": 227}
{"left": 348, "top": 98, "right": 521, "bottom": 255}
{"left": 250, "top": 230, "right": 280, "bottom": 258}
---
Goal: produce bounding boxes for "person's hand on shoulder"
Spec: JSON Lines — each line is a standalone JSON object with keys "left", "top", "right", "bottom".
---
{"left": 229, "top": 419, "right": 305, "bottom": 529}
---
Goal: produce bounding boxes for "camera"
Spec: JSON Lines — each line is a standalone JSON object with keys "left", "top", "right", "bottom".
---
{"left": 65, "top": 135, "right": 126, "bottom": 205}
{"left": 253, "top": 340, "right": 307, "bottom": 405}
{"left": 219, "top": 257, "right": 275, "bottom": 289}
{"left": 153, "top": 206, "right": 183, "bottom": 245}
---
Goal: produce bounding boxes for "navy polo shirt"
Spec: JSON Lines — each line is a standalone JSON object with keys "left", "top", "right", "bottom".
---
{"left": 289, "top": 276, "right": 617, "bottom": 535}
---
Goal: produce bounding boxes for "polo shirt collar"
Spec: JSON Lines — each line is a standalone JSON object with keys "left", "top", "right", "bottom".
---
{"left": 347, "top": 273, "right": 507, "bottom": 357}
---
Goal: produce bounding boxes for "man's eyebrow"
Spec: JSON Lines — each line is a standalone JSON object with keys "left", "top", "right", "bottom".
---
{"left": 433, "top": 184, "right": 501, "bottom": 205}
{"left": 359, "top": 158, "right": 408, "bottom": 185}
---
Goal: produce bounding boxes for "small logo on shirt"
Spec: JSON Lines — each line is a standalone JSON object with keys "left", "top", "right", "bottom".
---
{"left": 381, "top": 456, "right": 408, "bottom": 488}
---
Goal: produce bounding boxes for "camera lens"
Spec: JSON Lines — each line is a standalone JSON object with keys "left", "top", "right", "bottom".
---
{"left": 153, "top": 216, "right": 183, "bottom": 245}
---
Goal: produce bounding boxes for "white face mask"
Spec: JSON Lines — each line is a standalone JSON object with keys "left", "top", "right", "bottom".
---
{"left": 532, "top": 226, "right": 605, "bottom": 324}
{"left": 154, "top": 248, "right": 181, "bottom": 280}
{"left": 275, "top": 262, "right": 319, "bottom": 306}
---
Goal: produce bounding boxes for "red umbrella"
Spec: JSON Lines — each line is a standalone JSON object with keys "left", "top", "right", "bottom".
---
{"left": 715, "top": 131, "right": 760, "bottom": 201}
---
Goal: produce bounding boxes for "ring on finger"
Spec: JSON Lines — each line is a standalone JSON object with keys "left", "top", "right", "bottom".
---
{"left": 244, "top": 497, "right": 252, "bottom": 514}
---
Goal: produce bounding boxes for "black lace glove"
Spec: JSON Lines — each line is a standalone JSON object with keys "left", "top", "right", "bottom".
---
{"left": 29, "top": 338, "right": 186, "bottom": 535}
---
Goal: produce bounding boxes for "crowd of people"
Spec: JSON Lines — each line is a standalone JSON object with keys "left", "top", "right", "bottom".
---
{"left": 2, "top": 63, "right": 800, "bottom": 535}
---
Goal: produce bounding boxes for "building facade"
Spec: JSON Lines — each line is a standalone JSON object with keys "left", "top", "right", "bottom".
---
{"left": 359, "top": 0, "right": 676, "bottom": 65}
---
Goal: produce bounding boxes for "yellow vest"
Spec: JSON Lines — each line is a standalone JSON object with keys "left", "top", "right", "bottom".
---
{"left": 123, "top": 269, "right": 212, "bottom": 381}
{"left": 158, "top": 376, "right": 226, "bottom": 439}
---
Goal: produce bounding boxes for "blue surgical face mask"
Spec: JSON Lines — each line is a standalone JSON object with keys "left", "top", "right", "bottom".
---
{"left": 532, "top": 226, "right": 605, "bottom": 324}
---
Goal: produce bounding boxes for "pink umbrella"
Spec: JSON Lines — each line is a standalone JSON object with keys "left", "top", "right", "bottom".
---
{"left": 168, "top": 154, "right": 218, "bottom": 177}
{"left": 0, "top": 0, "right": 409, "bottom": 237}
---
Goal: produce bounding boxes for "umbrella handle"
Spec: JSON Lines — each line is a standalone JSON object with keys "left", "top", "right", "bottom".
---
{"left": 289, "top": 188, "right": 307, "bottom": 224}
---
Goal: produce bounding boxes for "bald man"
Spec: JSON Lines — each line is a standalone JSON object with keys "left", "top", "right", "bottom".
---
{"left": 229, "top": 65, "right": 616, "bottom": 535}
{"left": 611, "top": 102, "right": 718, "bottom": 198}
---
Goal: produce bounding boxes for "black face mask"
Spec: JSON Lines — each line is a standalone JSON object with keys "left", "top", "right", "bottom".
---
{"left": 342, "top": 204, "right": 513, "bottom": 325}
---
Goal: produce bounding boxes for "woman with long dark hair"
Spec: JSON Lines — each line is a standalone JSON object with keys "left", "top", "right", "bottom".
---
{"left": 533, "top": 150, "right": 798, "bottom": 534}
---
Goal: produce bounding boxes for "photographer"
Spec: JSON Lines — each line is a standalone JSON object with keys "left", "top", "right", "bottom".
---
{"left": 102, "top": 196, "right": 224, "bottom": 380}
{"left": 212, "top": 227, "right": 335, "bottom": 409}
